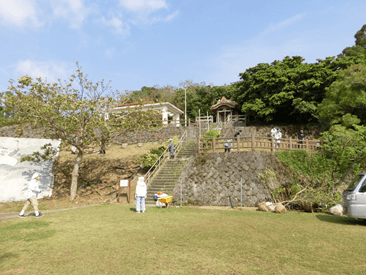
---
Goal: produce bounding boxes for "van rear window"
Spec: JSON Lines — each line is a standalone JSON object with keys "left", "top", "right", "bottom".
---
{"left": 346, "top": 174, "right": 365, "bottom": 191}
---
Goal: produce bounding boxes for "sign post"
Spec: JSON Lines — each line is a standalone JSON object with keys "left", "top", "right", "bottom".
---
{"left": 118, "top": 179, "right": 131, "bottom": 203}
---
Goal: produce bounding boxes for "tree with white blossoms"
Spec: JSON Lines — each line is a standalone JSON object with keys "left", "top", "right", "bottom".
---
{"left": 5, "top": 63, "right": 162, "bottom": 200}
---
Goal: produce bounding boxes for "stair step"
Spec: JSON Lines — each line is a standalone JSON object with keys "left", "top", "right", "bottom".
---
{"left": 146, "top": 139, "right": 197, "bottom": 198}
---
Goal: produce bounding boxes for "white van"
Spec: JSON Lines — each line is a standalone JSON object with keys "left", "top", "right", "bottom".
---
{"left": 342, "top": 173, "right": 366, "bottom": 220}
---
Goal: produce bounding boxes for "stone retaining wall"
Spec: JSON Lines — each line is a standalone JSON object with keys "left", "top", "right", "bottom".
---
{"left": 0, "top": 124, "right": 186, "bottom": 144}
{"left": 176, "top": 151, "right": 287, "bottom": 207}
{"left": 112, "top": 125, "right": 185, "bottom": 145}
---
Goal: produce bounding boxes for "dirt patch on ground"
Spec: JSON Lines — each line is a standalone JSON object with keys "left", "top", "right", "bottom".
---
{"left": 52, "top": 143, "right": 162, "bottom": 203}
{"left": 0, "top": 142, "right": 166, "bottom": 213}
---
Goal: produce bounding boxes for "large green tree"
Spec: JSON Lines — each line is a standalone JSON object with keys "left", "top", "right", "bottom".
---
{"left": 318, "top": 63, "right": 366, "bottom": 129}
{"left": 172, "top": 83, "right": 235, "bottom": 121}
{"left": 5, "top": 64, "right": 161, "bottom": 200}
{"left": 342, "top": 24, "right": 366, "bottom": 58}
{"left": 232, "top": 55, "right": 362, "bottom": 124}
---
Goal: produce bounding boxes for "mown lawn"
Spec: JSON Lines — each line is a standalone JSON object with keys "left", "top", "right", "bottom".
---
{"left": 1, "top": 204, "right": 365, "bottom": 275}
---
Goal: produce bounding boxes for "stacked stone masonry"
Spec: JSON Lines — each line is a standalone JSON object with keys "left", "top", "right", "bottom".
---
{"left": 0, "top": 124, "right": 185, "bottom": 145}
{"left": 177, "top": 151, "right": 285, "bottom": 207}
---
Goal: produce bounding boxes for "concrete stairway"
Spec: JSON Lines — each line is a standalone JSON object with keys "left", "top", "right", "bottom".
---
{"left": 145, "top": 159, "right": 187, "bottom": 204}
{"left": 176, "top": 139, "right": 197, "bottom": 159}
{"left": 145, "top": 139, "right": 197, "bottom": 204}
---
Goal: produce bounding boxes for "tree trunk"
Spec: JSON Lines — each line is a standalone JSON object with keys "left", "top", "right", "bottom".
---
{"left": 70, "top": 153, "right": 83, "bottom": 200}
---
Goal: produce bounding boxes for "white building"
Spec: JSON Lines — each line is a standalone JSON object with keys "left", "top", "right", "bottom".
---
{"left": 109, "top": 102, "right": 184, "bottom": 126}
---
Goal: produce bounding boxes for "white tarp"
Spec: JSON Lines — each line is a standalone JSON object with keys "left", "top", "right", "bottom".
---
{"left": 0, "top": 137, "right": 61, "bottom": 203}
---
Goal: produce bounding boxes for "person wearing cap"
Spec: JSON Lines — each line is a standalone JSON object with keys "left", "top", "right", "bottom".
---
{"left": 168, "top": 138, "right": 175, "bottom": 159}
{"left": 19, "top": 173, "right": 43, "bottom": 218}
{"left": 135, "top": 177, "right": 147, "bottom": 213}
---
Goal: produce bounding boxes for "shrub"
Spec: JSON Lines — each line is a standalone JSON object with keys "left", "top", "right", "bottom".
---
{"left": 203, "top": 129, "right": 220, "bottom": 139}
{"left": 203, "top": 130, "right": 220, "bottom": 148}
{"left": 274, "top": 148, "right": 363, "bottom": 209}
{"left": 140, "top": 153, "right": 160, "bottom": 168}
{"left": 150, "top": 146, "right": 166, "bottom": 156}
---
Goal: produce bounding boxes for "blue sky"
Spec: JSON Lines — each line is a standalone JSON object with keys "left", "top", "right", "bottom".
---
{"left": 0, "top": 0, "right": 365, "bottom": 95}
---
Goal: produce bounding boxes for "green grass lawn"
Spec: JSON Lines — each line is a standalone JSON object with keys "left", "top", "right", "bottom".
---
{"left": 1, "top": 205, "right": 365, "bottom": 275}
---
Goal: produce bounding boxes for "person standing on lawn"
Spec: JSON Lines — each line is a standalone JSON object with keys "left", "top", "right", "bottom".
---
{"left": 19, "top": 173, "right": 43, "bottom": 218}
{"left": 135, "top": 177, "right": 147, "bottom": 213}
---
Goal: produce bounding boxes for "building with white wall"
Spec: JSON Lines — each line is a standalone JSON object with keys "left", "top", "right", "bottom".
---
{"left": 109, "top": 102, "right": 184, "bottom": 126}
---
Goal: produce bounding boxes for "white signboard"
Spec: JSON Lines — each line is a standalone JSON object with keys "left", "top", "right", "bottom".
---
{"left": 120, "top": 180, "right": 129, "bottom": 187}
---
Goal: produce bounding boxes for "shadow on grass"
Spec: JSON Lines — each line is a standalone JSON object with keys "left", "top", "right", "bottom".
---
{"left": 0, "top": 253, "right": 18, "bottom": 263}
{"left": 316, "top": 214, "right": 366, "bottom": 225}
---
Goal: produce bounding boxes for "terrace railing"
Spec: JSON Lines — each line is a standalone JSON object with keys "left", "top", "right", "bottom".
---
{"left": 198, "top": 135, "right": 321, "bottom": 154}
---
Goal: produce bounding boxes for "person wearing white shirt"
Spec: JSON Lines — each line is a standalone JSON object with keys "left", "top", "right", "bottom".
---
{"left": 135, "top": 177, "right": 147, "bottom": 213}
{"left": 19, "top": 173, "right": 43, "bottom": 218}
{"left": 274, "top": 128, "right": 282, "bottom": 148}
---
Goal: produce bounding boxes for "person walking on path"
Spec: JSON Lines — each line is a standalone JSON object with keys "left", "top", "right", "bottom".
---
{"left": 168, "top": 138, "right": 175, "bottom": 159}
{"left": 135, "top": 177, "right": 147, "bottom": 213}
{"left": 19, "top": 173, "right": 43, "bottom": 218}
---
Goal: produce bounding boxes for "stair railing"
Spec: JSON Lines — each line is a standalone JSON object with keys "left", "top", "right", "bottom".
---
{"left": 215, "top": 121, "right": 222, "bottom": 131}
{"left": 174, "top": 130, "right": 187, "bottom": 158}
{"left": 144, "top": 130, "right": 187, "bottom": 186}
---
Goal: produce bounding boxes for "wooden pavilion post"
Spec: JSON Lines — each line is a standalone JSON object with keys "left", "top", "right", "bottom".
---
{"left": 213, "top": 136, "right": 216, "bottom": 153}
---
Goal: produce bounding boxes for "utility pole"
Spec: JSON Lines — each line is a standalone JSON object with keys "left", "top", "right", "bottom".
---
{"left": 184, "top": 85, "right": 187, "bottom": 127}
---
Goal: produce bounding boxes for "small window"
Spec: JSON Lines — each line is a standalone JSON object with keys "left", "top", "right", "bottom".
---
{"left": 359, "top": 182, "right": 366, "bottom": 193}
{"left": 347, "top": 174, "right": 365, "bottom": 191}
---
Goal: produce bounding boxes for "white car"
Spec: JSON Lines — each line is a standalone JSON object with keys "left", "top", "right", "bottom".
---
{"left": 342, "top": 173, "right": 366, "bottom": 220}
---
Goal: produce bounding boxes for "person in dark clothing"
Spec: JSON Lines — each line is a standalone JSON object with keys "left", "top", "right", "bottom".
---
{"left": 234, "top": 130, "right": 241, "bottom": 141}
{"left": 168, "top": 139, "right": 175, "bottom": 159}
{"left": 298, "top": 130, "right": 306, "bottom": 148}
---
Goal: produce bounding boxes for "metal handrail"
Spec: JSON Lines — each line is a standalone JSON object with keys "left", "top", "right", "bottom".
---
{"left": 144, "top": 130, "right": 187, "bottom": 186}
{"left": 173, "top": 130, "right": 187, "bottom": 158}
{"left": 215, "top": 121, "right": 222, "bottom": 130}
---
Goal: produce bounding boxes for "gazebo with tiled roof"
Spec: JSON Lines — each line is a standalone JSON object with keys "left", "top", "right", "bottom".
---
{"left": 210, "top": 97, "right": 238, "bottom": 123}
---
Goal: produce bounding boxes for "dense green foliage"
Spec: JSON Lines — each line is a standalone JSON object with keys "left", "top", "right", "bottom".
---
{"left": 342, "top": 24, "right": 366, "bottom": 58}
{"left": 275, "top": 123, "right": 366, "bottom": 207}
{"left": 0, "top": 91, "right": 25, "bottom": 127}
{"left": 276, "top": 150, "right": 342, "bottom": 207}
{"left": 232, "top": 55, "right": 363, "bottom": 124}
{"left": 203, "top": 129, "right": 221, "bottom": 139}
{"left": 140, "top": 145, "right": 166, "bottom": 168}
{"left": 318, "top": 63, "right": 366, "bottom": 128}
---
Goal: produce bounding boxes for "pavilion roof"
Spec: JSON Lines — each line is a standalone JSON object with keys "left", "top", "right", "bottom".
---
{"left": 210, "top": 97, "right": 237, "bottom": 112}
